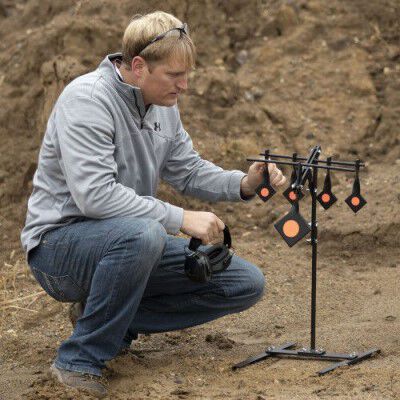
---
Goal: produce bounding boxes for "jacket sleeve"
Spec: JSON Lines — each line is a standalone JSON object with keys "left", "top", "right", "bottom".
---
{"left": 55, "top": 95, "right": 183, "bottom": 234}
{"left": 161, "top": 115, "right": 248, "bottom": 202}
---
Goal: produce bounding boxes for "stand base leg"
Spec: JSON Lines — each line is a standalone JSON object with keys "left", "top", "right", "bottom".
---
{"left": 232, "top": 343, "right": 380, "bottom": 375}
{"left": 232, "top": 342, "right": 296, "bottom": 370}
{"left": 317, "top": 348, "right": 380, "bottom": 375}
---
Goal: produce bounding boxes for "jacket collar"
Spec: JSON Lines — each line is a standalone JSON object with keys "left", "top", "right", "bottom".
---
{"left": 98, "top": 53, "right": 147, "bottom": 119}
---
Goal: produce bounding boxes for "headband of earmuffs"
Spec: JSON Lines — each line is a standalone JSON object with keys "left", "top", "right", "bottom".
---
{"left": 188, "top": 225, "right": 232, "bottom": 252}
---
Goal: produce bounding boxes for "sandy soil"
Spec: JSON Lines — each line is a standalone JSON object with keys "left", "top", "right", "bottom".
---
{"left": 0, "top": 0, "right": 399, "bottom": 399}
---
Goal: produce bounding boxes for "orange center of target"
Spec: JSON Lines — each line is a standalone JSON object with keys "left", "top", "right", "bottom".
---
{"left": 321, "top": 193, "right": 330, "bottom": 203}
{"left": 282, "top": 220, "right": 300, "bottom": 238}
{"left": 351, "top": 197, "right": 360, "bottom": 206}
{"left": 288, "top": 191, "right": 297, "bottom": 201}
{"left": 261, "top": 188, "right": 269, "bottom": 197}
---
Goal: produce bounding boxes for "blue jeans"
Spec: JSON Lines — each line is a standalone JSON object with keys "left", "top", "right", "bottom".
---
{"left": 28, "top": 216, "right": 265, "bottom": 376}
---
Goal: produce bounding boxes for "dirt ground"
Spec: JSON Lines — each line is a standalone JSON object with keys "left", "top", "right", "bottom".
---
{"left": 0, "top": 0, "right": 399, "bottom": 399}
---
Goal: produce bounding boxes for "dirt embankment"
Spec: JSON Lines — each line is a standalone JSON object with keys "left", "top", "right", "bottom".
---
{"left": 0, "top": 1, "right": 399, "bottom": 399}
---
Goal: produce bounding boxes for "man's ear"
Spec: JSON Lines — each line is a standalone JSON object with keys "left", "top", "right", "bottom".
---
{"left": 131, "top": 56, "right": 147, "bottom": 79}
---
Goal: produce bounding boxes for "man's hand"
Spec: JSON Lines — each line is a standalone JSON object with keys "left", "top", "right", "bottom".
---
{"left": 181, "top": 210, "right": 225, "bottom": 244}
{"left": 241, "top": 162, "right": 287, "bottom": 197}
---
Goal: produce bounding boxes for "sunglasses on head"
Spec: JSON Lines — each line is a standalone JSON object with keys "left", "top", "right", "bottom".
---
{"left": 138, "top": 23, "right": 189, "bottom": 55}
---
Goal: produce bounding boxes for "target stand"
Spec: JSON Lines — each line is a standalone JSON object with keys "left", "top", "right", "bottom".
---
{"left": 233, "top": 145, "right": 380, "bottom": 376}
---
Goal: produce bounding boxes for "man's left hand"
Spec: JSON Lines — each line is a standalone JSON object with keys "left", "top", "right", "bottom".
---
{"left": 241, "top": 162, "right": 286, "bottom": 197}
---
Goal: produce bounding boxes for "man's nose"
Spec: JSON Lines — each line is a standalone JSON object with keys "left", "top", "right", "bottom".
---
{"left": 176, "top": 75, "right": 188, "bottom": 91}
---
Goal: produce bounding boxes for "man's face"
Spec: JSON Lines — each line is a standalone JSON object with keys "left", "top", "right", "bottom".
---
{"left": 140, "top": 57, "right": 189, "bottom": 107}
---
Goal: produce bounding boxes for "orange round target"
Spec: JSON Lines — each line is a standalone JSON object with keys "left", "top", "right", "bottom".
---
{"left": 321, "top": 193, "right": 330, "bottom": 203}
{"left": 282, "top": 219, "right": 300, "bottom": 238}
{"left": 288, "top": 191, "right": 297, "bottom": 201}
{"left": 261, "top": 187, "right": 269, "bottom": 197}
{"left": 351, "top": 196, "right": 360, "bottom": 206}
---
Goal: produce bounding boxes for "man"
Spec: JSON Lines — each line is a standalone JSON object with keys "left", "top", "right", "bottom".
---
{"left": 21, "top": 11, "right": 286, "bottom": 398}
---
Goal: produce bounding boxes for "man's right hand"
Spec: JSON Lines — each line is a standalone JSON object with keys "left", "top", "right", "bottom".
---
{"left": 181, "top": 210, "right": 225, "bottom": 245}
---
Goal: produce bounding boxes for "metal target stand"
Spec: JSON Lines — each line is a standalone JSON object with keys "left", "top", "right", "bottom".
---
{"left": 232, "top": 145, "right": 380, "bottom": 375}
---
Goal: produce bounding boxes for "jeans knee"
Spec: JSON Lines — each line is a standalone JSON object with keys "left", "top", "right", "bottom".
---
{"left": 139, "top": 220, "right": 168, "bottom": 260}
{"left": 231, "top": 261, "right": 265, "bottom": 305}
{"left": 246, "top": 264, "right": 265, "bottom": 302}
{"left": 110, "top": 217, "right": 167, "bottom": 264}
{"left": 218, "top": 257, "right": 265, "bottom": 305}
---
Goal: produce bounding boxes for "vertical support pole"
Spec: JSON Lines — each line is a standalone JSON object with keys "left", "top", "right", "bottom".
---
{"left": 310, "top": 164, "right": 319, "bottom": 350}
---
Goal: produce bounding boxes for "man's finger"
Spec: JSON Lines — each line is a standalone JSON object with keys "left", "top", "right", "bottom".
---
{"left": 270, "top": 169, "right": 281, "bottom": 181}
{"left": 216, "top": 217, "right": 225, "bottom": 231}
{"left": 273, "top": 175, "right": 286, "bottom": 187}
{"left": 210, "top": 221, "right": 219, "bottom": 241}
{"left": 268, "top": 163, "right": 277, "bottom": 174}
{"left": 255, "top": 162, "right": 265, "bottom": 170}
{"left": 271, "top": 170, "right": 286, "bottom": 186}
{"left": 202, "top": 234, "right": 210, "bottom": 245}
{"left": 270, "top": 169, "right": 279, "bottom": 181}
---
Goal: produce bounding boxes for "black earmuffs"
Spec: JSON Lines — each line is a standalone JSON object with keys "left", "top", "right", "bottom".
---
{"left": 184, "top": 226, "right": 233, "bottom": 283}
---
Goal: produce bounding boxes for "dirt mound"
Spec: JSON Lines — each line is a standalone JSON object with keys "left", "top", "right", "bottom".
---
{"left": 0, "top": 0, "right": 399, "bottom": 399}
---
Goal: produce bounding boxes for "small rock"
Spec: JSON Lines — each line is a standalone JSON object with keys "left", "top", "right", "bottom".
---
{"left": 237, "top": 379, "right": 246, "bottom": 389}
{"left": 342, "top": 251, "right": 351, "bottom": 259}
{"left": 385, "top": 315, "right": 396, "bottom": 321}
{"left": 306, "top": 132, "right": 315, "bottom": 139}
{"left": 236, "top": 49, "right": 248, "bottom": 65}
{"left": 244, "top": 91, "right": 254, "bottom": 101}
{"left": 205, "top": 333, "right": 234, "bottom": 350}
{"left": 276, "top": 4, "right": 299, "bottom": 34}
{"left": 174, "top": 376, "right": 184, "bottom": 384}
{"left": 252, "top": 88, "right": 263, "bottom": 100}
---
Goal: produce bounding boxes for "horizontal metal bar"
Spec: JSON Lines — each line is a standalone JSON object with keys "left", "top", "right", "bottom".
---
{"left": 258, "top": 152, "right": 365, "bottom": 167}
{"left": 247, "top": 158, "right": 357, "bottom": 172}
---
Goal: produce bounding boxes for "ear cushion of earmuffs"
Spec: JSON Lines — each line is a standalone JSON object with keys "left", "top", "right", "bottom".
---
{"left": 204, "top": 245, "right": 233, "bottom": 272}
{"left": 205, "top": 244, "right": 229, "bottom": 265}
{"left": 184, "top": 252, "right": 212, "bottom": 282}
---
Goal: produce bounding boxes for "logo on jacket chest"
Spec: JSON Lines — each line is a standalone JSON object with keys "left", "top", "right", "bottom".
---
{"left": 154, "top": 122, "right": 161, "bottom": 132}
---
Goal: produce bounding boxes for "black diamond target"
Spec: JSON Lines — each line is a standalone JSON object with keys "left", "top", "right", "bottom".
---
{"left": 345, "top": 192, "right": 367, "bottom": 213}
{"left": 283, "top": 185, "right": 304, "bottom": 204}
{"left": 345, "top": 161, "right": 367, "bottom": 213}
{"left": 256, "top": 153, "right": 276, "bottom": 202}
{"left": 274, "top": 206, "right": 311, "bottom": 247}
{"left": 317, "top": 159, "right": 337, "bottom": 210}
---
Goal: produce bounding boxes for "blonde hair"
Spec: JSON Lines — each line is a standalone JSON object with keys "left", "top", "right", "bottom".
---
{"left": 122, "top": 11, "right": 196, "bottom": 70}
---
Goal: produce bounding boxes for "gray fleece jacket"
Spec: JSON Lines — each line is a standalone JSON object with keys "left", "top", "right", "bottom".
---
{"left": 21, "top": 53, "right": 248, "bottom": 254}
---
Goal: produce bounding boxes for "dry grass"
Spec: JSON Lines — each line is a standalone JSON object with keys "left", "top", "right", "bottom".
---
{"left": 0, "top": 256, "right": 43, "bottom": 330}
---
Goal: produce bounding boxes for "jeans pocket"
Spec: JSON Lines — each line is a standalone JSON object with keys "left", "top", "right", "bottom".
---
{"left": 31, "top": 268, "right": 86, "bottom": 303}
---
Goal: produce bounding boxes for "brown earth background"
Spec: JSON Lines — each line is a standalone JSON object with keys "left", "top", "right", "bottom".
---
{"left": 0, "top": 0, "right": 399, "bottom": 399}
